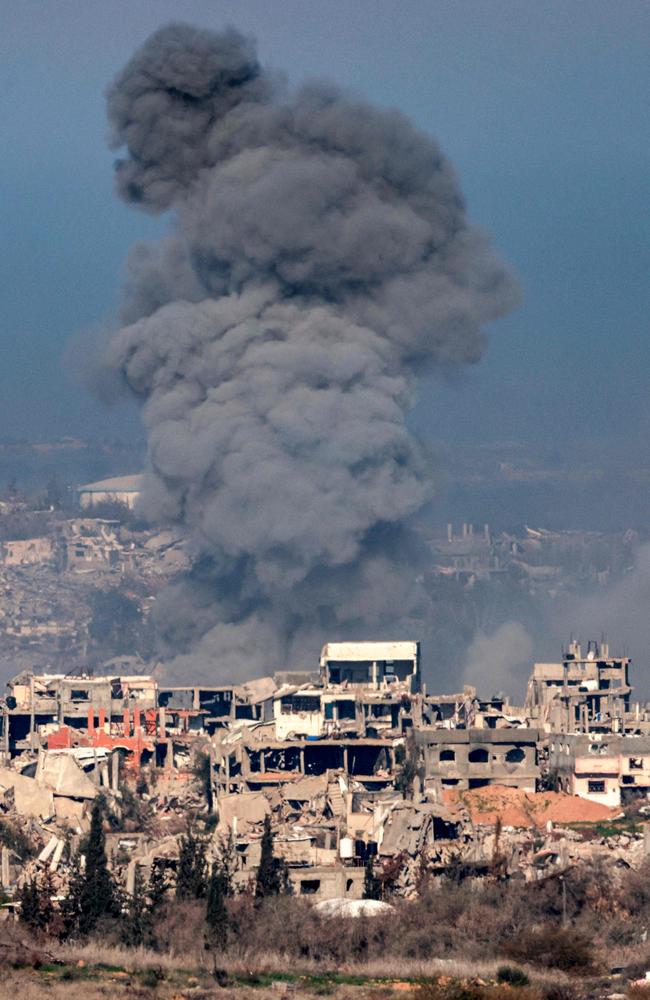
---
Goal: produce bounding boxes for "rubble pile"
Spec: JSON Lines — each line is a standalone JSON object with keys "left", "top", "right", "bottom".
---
{"left": 1, "top": 631, "right": 650, "bottom": 915}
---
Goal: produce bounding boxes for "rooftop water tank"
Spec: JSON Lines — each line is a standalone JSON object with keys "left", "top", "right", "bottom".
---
{"left": 339, "top": 836, "right": 354, "bottom": 861}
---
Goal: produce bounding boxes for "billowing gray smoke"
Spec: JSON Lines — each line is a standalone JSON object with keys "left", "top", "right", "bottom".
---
{"left": 104, "top": 22, "right": 519, "bottom": 680}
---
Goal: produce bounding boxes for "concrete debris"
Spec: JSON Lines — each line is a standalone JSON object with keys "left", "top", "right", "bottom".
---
{"left": 217, "top": 792, "right": 270, "bottom": 834}
{"left": 35, "top": 749, "right": 100, "bottom": 799}
{"left": 1, "top": 632, "right": 650, "bottom": 910}
{"left": 6, "top": 771, "right": 55, "bottom": 820}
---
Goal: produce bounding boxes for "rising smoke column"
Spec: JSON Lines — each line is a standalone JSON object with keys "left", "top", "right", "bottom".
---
{"left": 104, "top": 23, "right": 519, "bottom": 679}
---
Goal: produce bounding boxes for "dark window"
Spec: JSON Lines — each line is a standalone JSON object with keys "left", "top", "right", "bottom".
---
{"left": 281, "top": 695, "right": 320, "bottom": 714}
{"left": 300, "top": 880, "right": 320, "bottom": 895}
{"left": 440, "top": 749, "right": 456, "bottom": 762}
{"left": 468, "top": 748, "right": 489, "bottom": 763}
{"left": 505, "top": 747, "right": 525, "bottom": 764}
{"left": 588, "top": 780, "right": 606, "bottom": 794}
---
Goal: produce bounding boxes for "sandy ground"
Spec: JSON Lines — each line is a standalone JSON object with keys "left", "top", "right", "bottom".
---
{"left": 444, "top": 784, "right": 619, "bottom": 828}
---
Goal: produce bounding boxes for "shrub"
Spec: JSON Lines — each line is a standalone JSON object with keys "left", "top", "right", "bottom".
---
{"left": 538, "top": 985, "right": 576, "bottom": 1000}
{"left": 503, "top": 924, "right": 594, "bottom": 973}
{"left": 176, "top": 827, "right": 208, "bottom": 900}
{"left": 147, "top": 899, "right": 205, "bottom": 956}
{"left": 496, "top": 965, "right": 530, "bottom": 987}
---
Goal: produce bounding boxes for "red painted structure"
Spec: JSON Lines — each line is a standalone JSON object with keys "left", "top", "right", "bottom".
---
{"left": 47, "top": 705, "right": 159, "bottom": 769}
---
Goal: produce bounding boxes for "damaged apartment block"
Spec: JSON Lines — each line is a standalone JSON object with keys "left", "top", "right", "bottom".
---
{"left": 3, "top": 636, "right": 650, "bottom": 907}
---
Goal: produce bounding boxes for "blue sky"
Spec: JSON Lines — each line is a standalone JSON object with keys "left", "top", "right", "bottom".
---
{"left": 1, "top": 0, "right": 649, "bottom": 453}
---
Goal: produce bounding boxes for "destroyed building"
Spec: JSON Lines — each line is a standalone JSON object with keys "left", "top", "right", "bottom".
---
{"left": 417, "top": 726, "right": 540, "bottom": 795}
{"left": 0, "top": 537, "right": 55, "bottom": 568}
{"left": 525, "top": 639, "right": 632, "bottom": 733}
{"left": 319, "top": 641, "right": 420, "bottom": 694}
{"left": 2, "top": 634, "right": 650, "bottom": 910}
{"left": 58, "top": 518, "right": 125, "bottom": 573}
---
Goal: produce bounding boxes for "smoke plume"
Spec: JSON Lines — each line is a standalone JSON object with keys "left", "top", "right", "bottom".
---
{"left": 103, "top": 22, "right": 519, "bottom": 679}
{"left": 461, "top": 622, "right": 534, "bottom": 703}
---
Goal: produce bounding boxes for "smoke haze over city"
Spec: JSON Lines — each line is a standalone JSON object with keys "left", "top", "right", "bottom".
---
{"left": 1, "top": 1, "right": 649, "bottom": 690}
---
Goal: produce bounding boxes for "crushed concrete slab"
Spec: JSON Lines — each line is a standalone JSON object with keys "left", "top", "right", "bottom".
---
{"left": 36, "top": 751, "right": 98, "bottom": 799}
{"left": 217, "top": 791, "right": 270, "bottom": 832}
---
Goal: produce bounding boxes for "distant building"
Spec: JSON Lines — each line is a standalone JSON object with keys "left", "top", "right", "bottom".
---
{"left": 60, "top": 518, "right": 124, "bottom": 572}
{"left": 76, "top": 474, "right": 143, "bottom": 510}
{"left": 0, "top": 537, "right": 54, "bottom": 567}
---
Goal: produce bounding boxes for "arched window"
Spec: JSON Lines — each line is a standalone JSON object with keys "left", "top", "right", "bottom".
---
{"left": 505, "top": 747, "right": 525, "bottom": 764}
{"left": 440, "top": 749, "right": 456, "bottom": 762}
{"left": 468, "top": 748, "right": 489, "bottom": 763}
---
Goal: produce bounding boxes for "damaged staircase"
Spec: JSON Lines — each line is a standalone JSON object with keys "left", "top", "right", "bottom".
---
{"left": 327, "top": 777, "right": 346, "bottom": 818}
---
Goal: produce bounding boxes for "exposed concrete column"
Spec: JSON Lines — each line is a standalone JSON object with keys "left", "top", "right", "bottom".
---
{"left": 299, "top": 746, "right": 305, "bottom": 773}
{"left": 50, "top": 839, "right": 64, "bottom": 872}
{"left": 343, "top": 746, "right": 349, "bottom": 774}
{"left": 39, "top": 836, "right": 58, "bottom": 864}
{"left": 111, "top": 751, "right": 119, "bottom": 791}
{"left": 1, "top": 846, "right": 10, "bottom": 888}
{"left": 260, "top": 751, "right": 266, "bottom": 774}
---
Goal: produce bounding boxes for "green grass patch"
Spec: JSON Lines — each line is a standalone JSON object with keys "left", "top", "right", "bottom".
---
{"left": 568, "top": 818, "right": 640, "bottom": 839}
{"left": 234, "top": 970, "right": 421, "bottom": 989}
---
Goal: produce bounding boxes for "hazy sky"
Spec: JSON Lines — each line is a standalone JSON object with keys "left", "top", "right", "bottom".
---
{"left": 2, "top": 0, "right": 649, "bottom": 453}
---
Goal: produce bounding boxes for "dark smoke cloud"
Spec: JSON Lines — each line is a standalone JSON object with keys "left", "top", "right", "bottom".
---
{"left": 103, "top": 22, "right": 519, "bottom": 680}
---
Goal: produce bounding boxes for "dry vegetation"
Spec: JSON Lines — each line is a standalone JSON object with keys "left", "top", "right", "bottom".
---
{"left": 9, "top": 848, "right": 650, "bottom": 1000}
